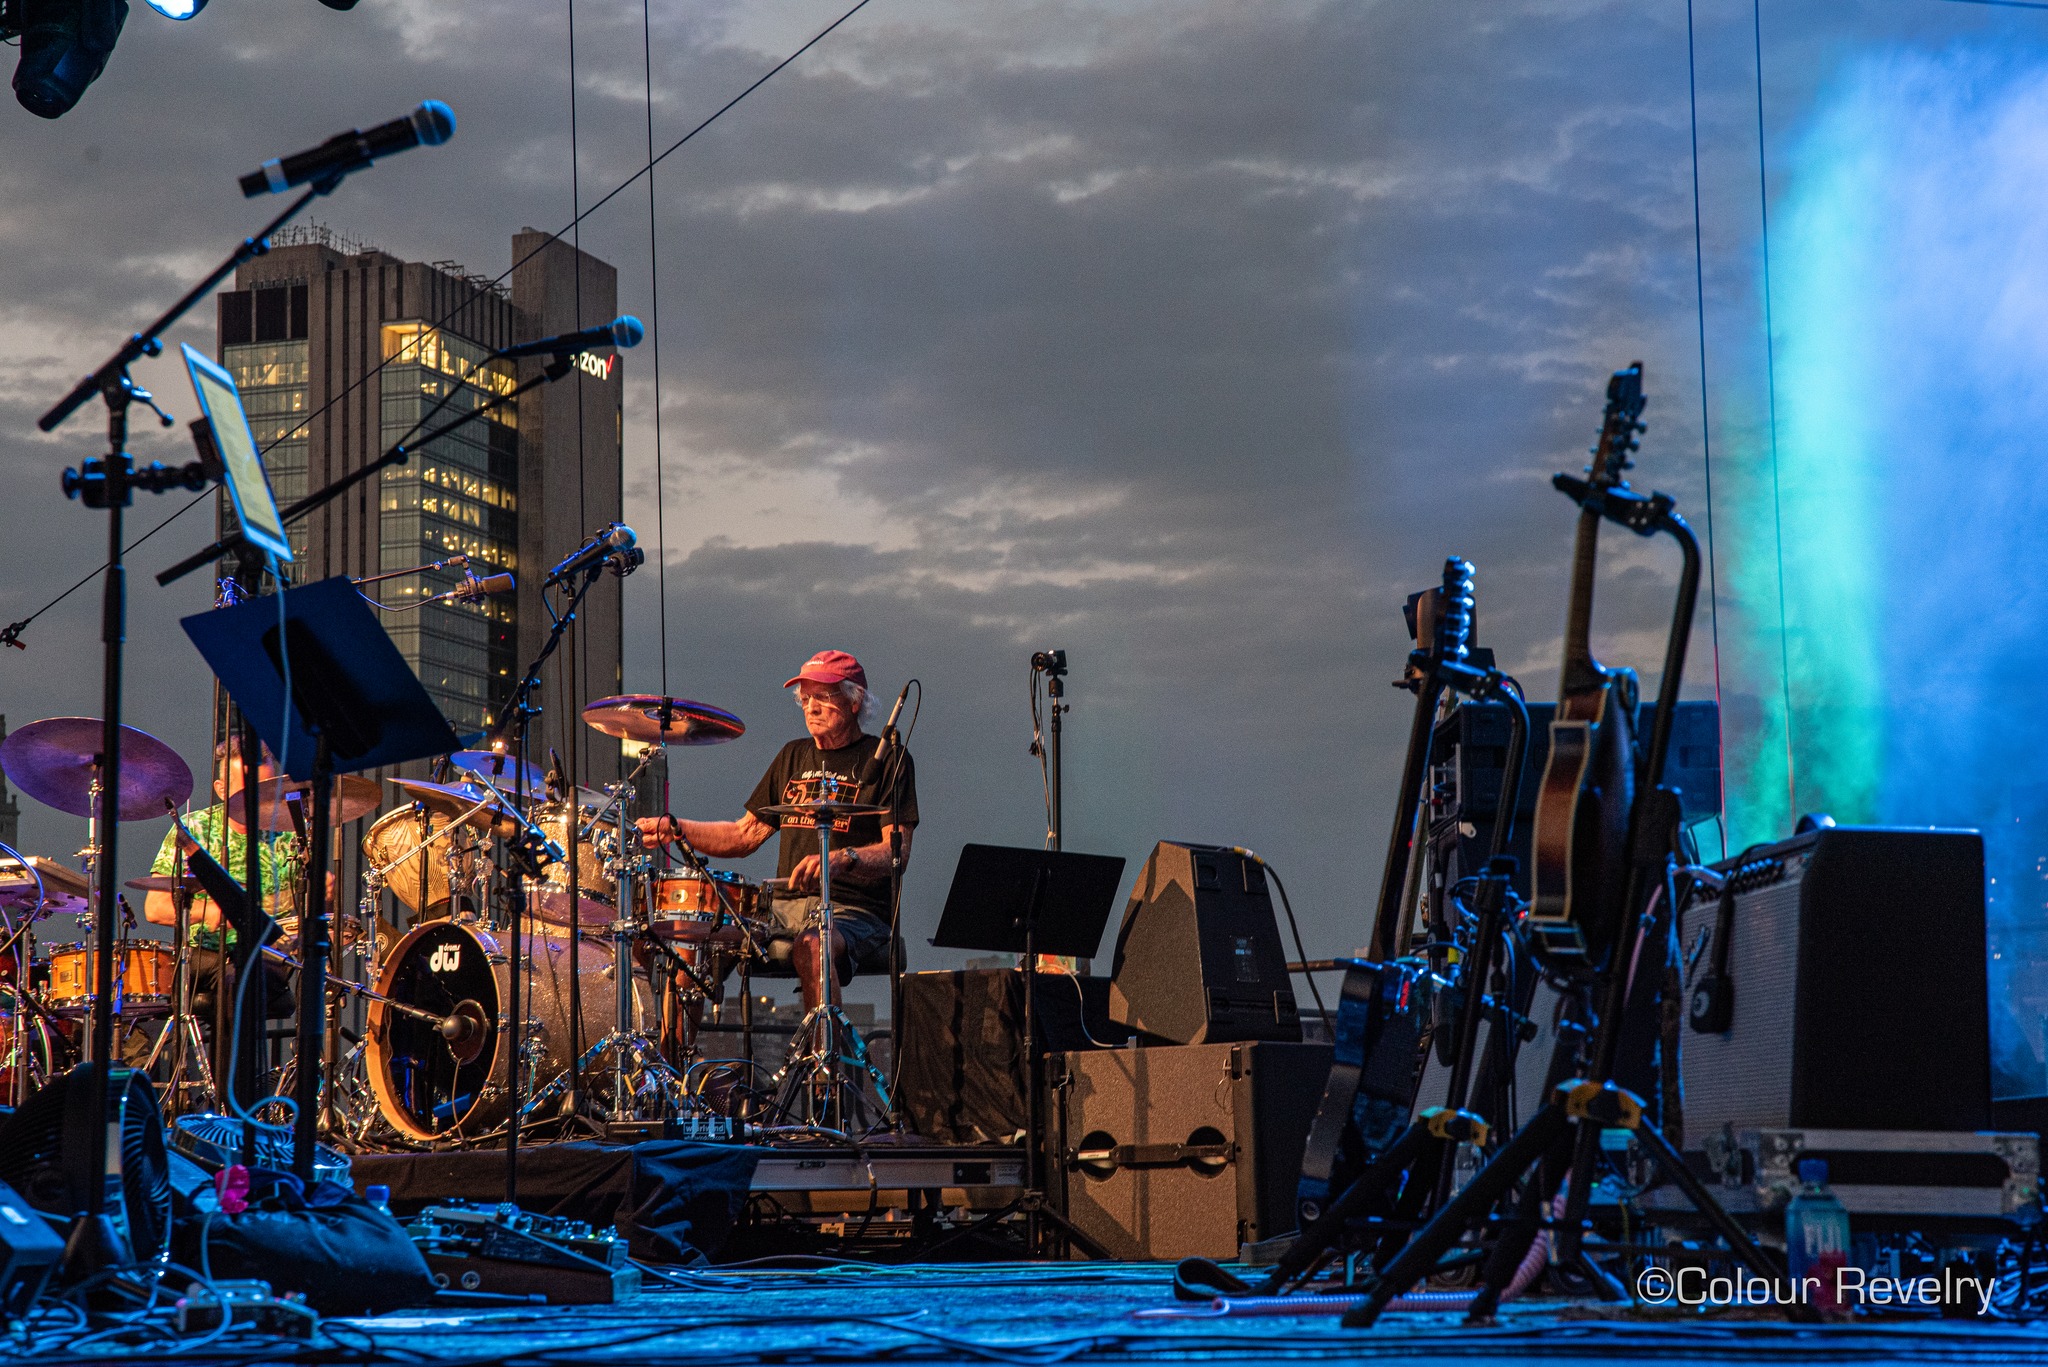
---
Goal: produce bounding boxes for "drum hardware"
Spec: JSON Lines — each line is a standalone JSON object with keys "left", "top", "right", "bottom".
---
{"left": 548, "top": 759, "right": 700, "bottom": 1126}
{"left": 126, "top": 873, "right": 220, "bottom": 1115}
{"left": 756, "top": 786, "right": 894, "bottom": 1133}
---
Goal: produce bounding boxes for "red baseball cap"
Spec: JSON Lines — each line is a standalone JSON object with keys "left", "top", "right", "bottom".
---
{"left": 783, "top": 649, "right": 867, "bottom": 691}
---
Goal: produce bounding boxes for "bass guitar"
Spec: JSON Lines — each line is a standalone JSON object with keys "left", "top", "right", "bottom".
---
{"left": 1525, "top": 362, "right": 1646, "bottom": 968}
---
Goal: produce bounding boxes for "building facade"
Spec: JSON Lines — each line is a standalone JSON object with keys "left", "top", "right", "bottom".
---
{"left": 214, "top": 224, "right": 625, "bottom": 804}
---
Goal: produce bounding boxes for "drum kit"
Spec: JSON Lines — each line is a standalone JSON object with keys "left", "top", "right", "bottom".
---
{"left": 0, "top": 688, "right": 893, "bottom": 1149}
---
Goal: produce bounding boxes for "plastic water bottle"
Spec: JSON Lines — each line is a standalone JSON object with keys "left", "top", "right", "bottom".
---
{"left": 366, "top": 1184, "right": 393, "bottom": 1218}
{"left": 1785, "top": 1158, "right": 1852, "bottom": 1315}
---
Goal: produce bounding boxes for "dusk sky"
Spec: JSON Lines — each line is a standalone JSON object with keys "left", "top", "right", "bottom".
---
{"left": 3, "top": 1, "right": 2046, "bottom": 1038}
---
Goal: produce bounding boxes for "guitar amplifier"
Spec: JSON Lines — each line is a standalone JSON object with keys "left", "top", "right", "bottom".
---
{"left": 1047, "top": 1041, "right": 1331, "bottom": 1259}
{"left": 1676, "top": 826, "right": 1989, "bottom": 1139}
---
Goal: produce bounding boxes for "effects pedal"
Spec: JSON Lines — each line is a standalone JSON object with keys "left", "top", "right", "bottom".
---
{"left": 407, "top": 1202, "right": 640, "bottom": 1304}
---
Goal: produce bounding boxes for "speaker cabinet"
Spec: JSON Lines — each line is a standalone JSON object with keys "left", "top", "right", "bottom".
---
{"left": 1048, "top": 1041, "right": 1331, "bottom": 1260}
{"left": 1676, "top": 826, "right": 1988, "bottom": 1138}
{"left": 1107, "top": 842, "right": 1299, "bottom": 1044}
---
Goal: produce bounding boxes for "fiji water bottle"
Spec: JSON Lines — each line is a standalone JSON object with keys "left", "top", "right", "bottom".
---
{"left": 1786, "top": 1158, "right": 1852, "bottom": 1315}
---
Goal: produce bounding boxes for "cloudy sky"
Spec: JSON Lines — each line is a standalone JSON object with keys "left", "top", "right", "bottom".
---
{"left": 2, "top": 0, "right": 2045, "bottom": 1032}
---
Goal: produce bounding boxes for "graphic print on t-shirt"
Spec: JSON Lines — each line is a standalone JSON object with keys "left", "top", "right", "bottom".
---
{"left": 776, "top": 772, "right": 866, "bottom": 832}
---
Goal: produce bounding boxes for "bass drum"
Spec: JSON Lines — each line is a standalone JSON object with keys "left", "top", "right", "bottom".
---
{"left": 364, "top": 920, "right": 652, "bottom": 1143}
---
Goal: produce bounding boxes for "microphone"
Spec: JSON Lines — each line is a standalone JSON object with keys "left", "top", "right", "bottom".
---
{"left": 439, "top": 1014, "right": 477, "bottom": 1043}
{"left": 239, "top": 101, "right": 455, "bottom": 198}
{"left": 544, "top": 523, "right": 635, "bottom": 587}
{"left": 872, "top": 681, "right": 913, "bottom": 767}
{"left": 496, "top": 316, "right": 644, "bottom": 360}
{"left": 442, "top": 571, "right": 515, "bottom": 603}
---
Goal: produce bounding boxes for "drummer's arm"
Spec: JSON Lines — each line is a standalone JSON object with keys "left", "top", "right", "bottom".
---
{"left": 825, "top": 823, "right": 911, "bottom": 886}
{"left": 639, "top": 813, "right": 776, "bottom": 858}
{"left": 143, "top": 889, "right": 226, "bottom": 931}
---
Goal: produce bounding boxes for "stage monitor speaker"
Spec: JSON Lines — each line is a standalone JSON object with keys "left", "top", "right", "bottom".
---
{"left": 1676, "top": 825, "right": 1988, "bottom": 1138}
{"left": 1048, "top": 1041, "right": 1331, "bottom": 1260}
{"left": 1107, "top": 842, "right": 1299, "bottom": 1045}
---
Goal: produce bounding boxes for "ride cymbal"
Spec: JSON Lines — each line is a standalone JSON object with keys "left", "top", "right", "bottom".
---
{"left": 0, "top": 717, "right": 193, "bottom": 821}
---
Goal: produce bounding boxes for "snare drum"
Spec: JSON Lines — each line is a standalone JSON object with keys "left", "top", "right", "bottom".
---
{"left": 46, "top": 940, "right": 175, "bottom": 1017}
{"left": 649, "top": 869, "right": 760, "bottom": 944}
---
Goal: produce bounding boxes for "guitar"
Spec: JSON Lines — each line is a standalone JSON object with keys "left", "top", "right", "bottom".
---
{"left": 1525, "top": 363, "right": 1646, "bottom": 968}
{"left": 1294, "top": 558, "right": 1474, "bottom": 1227}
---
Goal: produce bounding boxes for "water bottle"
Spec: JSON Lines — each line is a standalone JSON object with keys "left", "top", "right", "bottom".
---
{"left": 365, "top": 1184, "right": 393, "bottom": 1218}
{"left": 1785, "top": 1158, "right": 1852, "bottom": 1315}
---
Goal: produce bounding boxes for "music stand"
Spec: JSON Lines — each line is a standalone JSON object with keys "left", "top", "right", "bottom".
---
{"left": 933, "top": 844, "right": 1125, "bottom": 1256}
{"left": 183, "top": 575, "right": 459, "bottom": 1180}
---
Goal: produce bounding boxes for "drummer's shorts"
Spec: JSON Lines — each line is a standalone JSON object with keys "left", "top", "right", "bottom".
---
{"left": 763, "top": 897, "right": 893, "bottom": 986}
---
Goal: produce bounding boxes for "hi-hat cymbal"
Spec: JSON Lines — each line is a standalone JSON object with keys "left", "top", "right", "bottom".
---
{"left": 125, "top": 872, "right": 203, "bottom": 894}
{"left": 0, "top": 855, "right": 91, "bottom": 916}
{"left": 582, "top": 695, "right": 745, "bottom": 747}
{"left": 0, "top": 717, "right": 193, "bottom": 821}
{"left": 225, "top": 774, "right": 383, "bottom": 831}
{"left": 448, "top": 750, "right": 549, "bottom": 794}
{"left": 757, "top": 801, "right": 889, "bottom": 820}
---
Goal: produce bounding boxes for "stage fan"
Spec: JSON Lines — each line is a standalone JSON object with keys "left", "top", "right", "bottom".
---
{"left": 169, "top": 1113, "right": 351, "bottom": 1187}
{"left": 0, "top": 1064, "right": 171, "bottom": 1263}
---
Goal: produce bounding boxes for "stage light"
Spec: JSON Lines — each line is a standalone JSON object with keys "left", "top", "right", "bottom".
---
{"left": 11, "top": 0, "right": 130, "bottom": 120}
{"left": 143, "top": 0, "right": 206, "bottom": 17}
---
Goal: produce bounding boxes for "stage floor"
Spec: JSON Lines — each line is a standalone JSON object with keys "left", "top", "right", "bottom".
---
{"left": 331, "top": 1262, "right": 2048, "bottom": 1365}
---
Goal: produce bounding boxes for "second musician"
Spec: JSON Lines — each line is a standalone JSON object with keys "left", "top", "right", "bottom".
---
{"left": 638, "top": 649, "right": 917, "bottom": 1010}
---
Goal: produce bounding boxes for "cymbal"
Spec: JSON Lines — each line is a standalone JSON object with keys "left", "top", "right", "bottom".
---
{"left": 0, "top": 855, "right": 91, "bottom": 916}
{"left": 388, "top": 777, "right": 515, "bottom": 832}
{"left": 448, "top": 750, "right": 549, "bottom": 794}
{"left": 125, "top": 872, "right": 203, "bottom": 893}
{"left": 582, "top": 695, "right": 745, "bottom": 747}
{"left": 0, "top": 717, "right": 193, "bottom": 821}
{"left": 757, "top": 801, "right": 889, "bottom": 820}
{"left": 225, "top": 774, "right": 383, "bottom": 830}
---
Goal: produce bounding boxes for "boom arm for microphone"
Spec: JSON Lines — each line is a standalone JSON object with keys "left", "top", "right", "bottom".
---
{"left": 496, "top": 316, "right": 644, "bottom": 360}
{"left": 239, "top": 101, "right": 455, "bottom": 197}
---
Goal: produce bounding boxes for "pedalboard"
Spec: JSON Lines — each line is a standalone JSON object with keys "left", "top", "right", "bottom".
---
{"left": 407, "top": 1202, "right": 640, "bottom": 1304}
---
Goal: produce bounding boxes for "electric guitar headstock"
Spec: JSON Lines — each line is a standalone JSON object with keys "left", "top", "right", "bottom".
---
{"left": 1586, "top": 362, "right": 1646, "bottom": 491}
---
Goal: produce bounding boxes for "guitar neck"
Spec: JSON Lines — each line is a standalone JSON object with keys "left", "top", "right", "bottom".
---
{"left": 1558, "top": 502, "right": 1606, "bottom": 700}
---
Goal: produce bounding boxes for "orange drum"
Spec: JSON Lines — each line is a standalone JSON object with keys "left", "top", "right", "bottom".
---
{"left": 649, "top": 870, "right": 760, "bottom": 944}
{"left": 46, "top": 940, "right": 174, "bottom": 1017}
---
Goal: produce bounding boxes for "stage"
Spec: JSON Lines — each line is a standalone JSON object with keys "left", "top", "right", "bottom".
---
{"left": 319, "top": 1264, "right": 2048, "bottom": 1366}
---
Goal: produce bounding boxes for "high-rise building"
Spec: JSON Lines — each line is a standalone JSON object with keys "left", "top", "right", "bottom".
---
{"left": 213, "top": 224, "right": 625, "bottom": 815}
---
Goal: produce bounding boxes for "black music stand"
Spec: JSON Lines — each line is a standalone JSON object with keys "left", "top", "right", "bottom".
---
{"left": 933, "top": 843, "right": 1125, "bottom": 1256}
{"left": 183, "top": 575, "right": 459, "bottom": 1180}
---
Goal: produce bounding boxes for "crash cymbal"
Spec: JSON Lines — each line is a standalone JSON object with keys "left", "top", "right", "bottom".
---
{"left": 0, "top": 855, "right": 91, "bottom": 916}
{"left": 581, "top": 695, "right": 745, "bottom": 747}
{"left": 0, "top": 717, "right": 193, "bottom": 821}
{"left": 388, "top": 777, "right": 516, "bottom": 832}
{"left": 225, "top": 773, "right": 383, "bottom": 830}
{"left": 448, "top": 750, "right": 550, "bottom": 794}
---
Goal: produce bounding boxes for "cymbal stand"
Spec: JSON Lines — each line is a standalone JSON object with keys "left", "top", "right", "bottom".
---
{"left": 546, "top": 756, "right": 693, "bottom": 1122}
{"left": 141, "top": 880, "right": 219, "bottom": 1114}
{"left": 74, "top": 768, "right": 103, "bottom": 1063}
{"left": 771, "top": 783, "right": 892, "bottom": 1133}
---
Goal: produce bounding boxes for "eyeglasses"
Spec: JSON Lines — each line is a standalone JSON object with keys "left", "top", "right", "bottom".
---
{"left": 797, "top": 690, "right": 849, "bottom": 711}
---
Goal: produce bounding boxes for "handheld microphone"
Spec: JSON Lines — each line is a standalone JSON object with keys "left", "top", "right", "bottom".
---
{"left": 239, "top": 101, "right": 454, "bottom": 197}
{"left": 496, "top": 316, "right": 644, "bottom": 360}
{"left": 872, "top": 681, "right": 913, "bottom": 767}
{"left": 443, "top": 571, "right": 515, "bottom": 603}
{"left": 545, "top": 523, "right": 635, "bottom": 587}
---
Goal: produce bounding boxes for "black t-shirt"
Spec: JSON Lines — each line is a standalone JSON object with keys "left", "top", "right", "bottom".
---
{"left": 745, "top": 733, "right": 918, "bottom": 921}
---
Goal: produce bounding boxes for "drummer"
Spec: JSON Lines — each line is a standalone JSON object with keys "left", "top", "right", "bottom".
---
{"left": 142, "top": 738, "right": 299, "bottom": 942}
{"left": 637, "top": 650, "right": 917, "bottom": 1011}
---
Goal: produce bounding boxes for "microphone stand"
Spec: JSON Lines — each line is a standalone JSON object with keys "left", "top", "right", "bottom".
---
{"left": 37, "top": 174, "right": 350, "bottom": 1280}
{"left": 483, "top": 556, "right": 611, "bottom": 1198}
